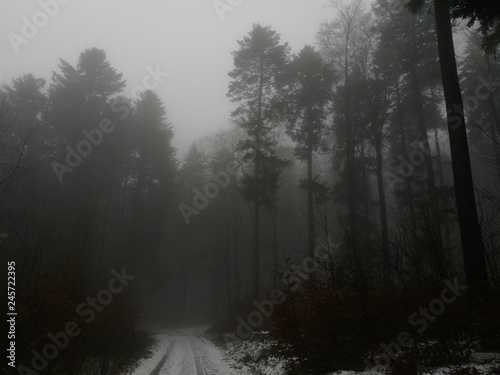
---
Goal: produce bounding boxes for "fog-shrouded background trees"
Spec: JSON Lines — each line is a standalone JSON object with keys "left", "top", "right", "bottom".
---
{"left": 1, "top": 0, "right": 500, "bottom": 373}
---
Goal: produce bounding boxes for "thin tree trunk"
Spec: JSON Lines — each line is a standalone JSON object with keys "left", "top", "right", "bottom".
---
{"left": 307, "top": 145, "right": 315, "bottom": 257}
{"left": 271, "top": 207, "right": 279, "bottom": 288}
{"left": 344, "top": 31, "right": 356, "bottom": 232}
{"left": 253, "top": 155, "right": 260, "bottom": 300}
{"left": 223, "top": 193, "right": 232, "bottom": 306}
{"left": 253, "top": 55, "right": 264, "bottom": 300}
{"left": 430, "top": 85, "right": 452, "bottom": 259}
{"left": 395, "top": 78, "right": 416, "bottom": 229}
{"left": 434, "top": 126, "right": 451, "bottom": 249}
{"left": 409, "top": 62, "right": 442, "bottom": 245}
{"left": 375, "top": 141, "right": 390, "bottom": 285}
{"left": 484, "top": 56, "right": 500, "bottom": 179}
{"left": 232, "top": 181, "right": 241, "bottom": 302}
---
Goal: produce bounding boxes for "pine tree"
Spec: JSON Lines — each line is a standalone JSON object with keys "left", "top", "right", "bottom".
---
{"left": 284, "top": 45, "right": 334, "bottom": 257}
{"left": 227, "top": 24, "right": 290, "bottom": 298}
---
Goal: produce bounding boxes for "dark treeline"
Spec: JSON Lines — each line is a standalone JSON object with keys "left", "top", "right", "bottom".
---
{"left": 1, "top": 48, "right": 177, "bottom": 373}
{"left": 1, "top": 0, "right": 500, "bottom": 374}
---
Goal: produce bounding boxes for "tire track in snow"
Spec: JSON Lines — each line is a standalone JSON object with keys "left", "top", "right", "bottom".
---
{"left": 147, "top": 330, "right": 248, "bottom": 375}
{"left": 148, "top": 340, "right": 175, "bottom": 375}
{"left": 191, "top": 337, "right": 209, "bottom": 375}
{"left": 158, "top": 336, "right": 197, "bottom": 374}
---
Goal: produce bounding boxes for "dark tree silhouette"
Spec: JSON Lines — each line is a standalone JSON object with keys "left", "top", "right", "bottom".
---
{"left": 407, "top": 0, "right": 493, "bottom": 308}
{"left": 227, "top": 24, "right": 289, "bottom": 298}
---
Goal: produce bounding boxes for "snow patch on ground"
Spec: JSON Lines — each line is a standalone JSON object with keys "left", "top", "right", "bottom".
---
{"left": 126, "top": 334, "right": 170, "bottom": 375}
{"left": 126, "top": 328, "right": 500, "bottom": 375}
{"left": 219, "top": 332, "right": 296, "bottom": 375}
{"left": 220, "top": 332, "right": 500, "bottom": 375}
{"left": 126, "top": 327, "right": 254, "bottom": 375}
{"left": 326, "top": 350, "right": 500, "bottom": 375}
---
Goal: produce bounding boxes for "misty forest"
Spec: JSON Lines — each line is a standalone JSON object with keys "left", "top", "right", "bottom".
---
{"left": 2, "top": 0, "right": 500, "bottom": 374}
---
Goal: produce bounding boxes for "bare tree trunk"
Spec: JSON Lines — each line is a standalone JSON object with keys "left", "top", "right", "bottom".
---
{"left": 434, "top": 126, "right": 451, "bottom": 249}
{"left": 271, "top": 207, "right": 279, "bottom": 288}
{"left": 409, "top": 62, "right": 442, "bottom": 247}
{"left": 375, "top": 141, "right": 390, "bottom": 285}
{"left": 395, "top": 78, "right": 416, "bottom": 229}
{"left": 307, "top": 145, "right": 315, "bottom": 257}
{"left": 232, "top": 181, "right": 241, "bottom": 302}
{"left": 253, "top": 56, "right": 264, "bottom": 300}
{"left": 433, "top": 0, "right": 489, "bottom": 308}
{"left": 253, "top": 163, "right": 260, "bottom": 299}
{"left": 484, "top": 56, "right": 500, "bottom": 180}
{"left": 223, "top": 193, "right": 232, "bottom": 306}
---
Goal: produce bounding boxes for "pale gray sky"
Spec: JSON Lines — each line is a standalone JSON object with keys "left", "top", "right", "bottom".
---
{"left": 1, "top": 0, "right": 334, "bottom": 156}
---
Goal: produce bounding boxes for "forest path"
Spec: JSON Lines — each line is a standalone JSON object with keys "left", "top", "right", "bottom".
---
{"left": 148, "top": 328, "right": 246, "bottom": 375}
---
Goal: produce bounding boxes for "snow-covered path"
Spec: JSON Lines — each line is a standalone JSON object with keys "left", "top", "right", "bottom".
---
{"left": 128, "top": 328, "right": 500, "bottom": 375}
{"left": 129, "top": 328, "right": 249, "bottom": 375}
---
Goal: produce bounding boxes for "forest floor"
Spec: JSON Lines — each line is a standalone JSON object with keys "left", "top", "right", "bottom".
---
{"left": 125, "top": 326, "right": 500, "bottom": 375}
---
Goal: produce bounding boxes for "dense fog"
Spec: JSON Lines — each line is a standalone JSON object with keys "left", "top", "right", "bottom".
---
{"left": 1, "top": 0, "right": 500, "bottom": 374}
